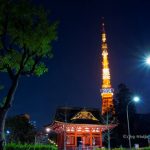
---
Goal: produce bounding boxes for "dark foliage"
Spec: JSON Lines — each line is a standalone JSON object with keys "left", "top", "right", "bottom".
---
{"left": 5, "top": 115, "right": 36, "bottom": 144}
{"left": 112, "top": 83, "right": 136, "bottom": 147}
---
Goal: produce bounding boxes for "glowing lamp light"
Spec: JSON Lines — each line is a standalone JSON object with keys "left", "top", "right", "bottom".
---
{"left": 46, "top": 127, "right": 51, "bottom": 133}
{"left": 146, "top": 56, "right": 150, "bottom": 65}
{"left": 6, "top": 130, "right": 10, "bottom": 134}
{"left": 133, "top": 96, "right": 140, "bottom": 102}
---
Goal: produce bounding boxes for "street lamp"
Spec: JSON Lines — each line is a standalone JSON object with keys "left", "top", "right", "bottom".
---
{"left": 133, "top": 96, "right": 140, "bottom": 102}
{"left": 145, "top": 56, "right": 150, "bottom": 66}
{"left": 6, "top": 130, "right": 10, "bottom": 135}
{"left": 43, "top": 127, "right": 51, "bottom": 145}
{"left": 45, "top": 127, "right": 51, "bottom": 133}
{"left": 126, "top": 96, "right": 140, "bottom": 150}
{"left": 5, "top": 130, "right": 10, "bottom": 145}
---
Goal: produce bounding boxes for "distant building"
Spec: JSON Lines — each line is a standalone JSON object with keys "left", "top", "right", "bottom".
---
{"left": 18, "top": 113, "right": 30, "bottom": 120}
{"left": 17, "top": 113, "right": 37, "bottom": 128}
{"left": 29, "top": 120, "right": 37, "bottom": 128}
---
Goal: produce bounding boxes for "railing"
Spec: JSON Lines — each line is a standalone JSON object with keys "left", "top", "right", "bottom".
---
{"left": 66, "top": 146, "right": 100, "bottom": 150}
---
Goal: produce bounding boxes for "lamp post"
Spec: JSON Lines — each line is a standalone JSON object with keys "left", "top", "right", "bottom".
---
{"left": 45, "top": 127, "right": 51, "bottom": 144}
{"left": 5, "top": 130, "right": 10, "bottom": 145}
{"left": 126, "top": 96, "right": 140, "bottom": 150}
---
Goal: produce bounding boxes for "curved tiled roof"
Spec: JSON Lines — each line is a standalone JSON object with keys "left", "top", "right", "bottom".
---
{"left": 54, "top": 107, "right": 102, "bottom": 124}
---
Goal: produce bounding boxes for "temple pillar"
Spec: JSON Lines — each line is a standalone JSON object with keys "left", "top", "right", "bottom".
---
{"left": 90, "top": 130, "right": 92, "bottom": 146}
{"left": 100, "top": 128, "right": 102, "bottom": 147}
{"left": 75, "top": 127, "right": 77, "bottom": 147}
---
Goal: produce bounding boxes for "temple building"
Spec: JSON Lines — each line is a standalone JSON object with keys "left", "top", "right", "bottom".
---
{"left": 46, "top": 22, "right": 116, "bottom": 149}
{"left": 46, "top": 107, "right": 115, "bottom": 149}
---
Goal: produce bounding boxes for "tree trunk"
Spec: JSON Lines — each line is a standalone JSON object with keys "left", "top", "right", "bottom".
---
{"left": 0, "top": 109, "right": 7, "bottom": 150}
{"left": 0, "top": 77, "right": 19, "bottom": 150}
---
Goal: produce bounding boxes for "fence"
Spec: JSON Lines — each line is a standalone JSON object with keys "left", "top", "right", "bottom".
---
{"left": 59, "top": 146, "right": 99, "bottom": 150}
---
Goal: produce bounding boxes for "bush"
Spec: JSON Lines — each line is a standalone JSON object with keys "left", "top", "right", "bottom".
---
{"left": 5, "top": 143, "right": 58, "bottom": 150}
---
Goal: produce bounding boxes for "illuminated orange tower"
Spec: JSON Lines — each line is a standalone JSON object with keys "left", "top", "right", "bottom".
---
{"left": 100, "top": 22, "right": 114, "bottom": 115}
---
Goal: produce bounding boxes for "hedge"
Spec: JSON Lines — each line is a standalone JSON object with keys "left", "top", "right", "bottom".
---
{"left": 5, "top": 143, "right": 58, "bottom": 150}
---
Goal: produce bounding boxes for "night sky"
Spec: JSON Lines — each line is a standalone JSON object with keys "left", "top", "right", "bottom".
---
{"left": 1, "top": 0, "right": 150, "bottom": 127}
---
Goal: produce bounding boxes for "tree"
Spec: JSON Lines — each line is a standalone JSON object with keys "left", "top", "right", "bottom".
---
{"left": 5, "top": 114, "right": 36, "bottom": 143}
{"left": 0, "top": 0, "right": 58, "bottom": 149}
{"left": 113, "top": 83, "right": 136, "bottom": 147}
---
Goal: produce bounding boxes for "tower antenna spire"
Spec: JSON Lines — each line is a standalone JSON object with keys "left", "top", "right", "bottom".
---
{"left": 100, "top": 20, "right": 115, "bottom": 115}
{"left": 101, "top": 17, "right": 105, "bottom": 33}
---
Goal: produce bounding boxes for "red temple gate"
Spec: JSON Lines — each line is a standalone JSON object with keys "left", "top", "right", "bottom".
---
{"left": 46, "top": 107, "right": 116, "bottom": 150}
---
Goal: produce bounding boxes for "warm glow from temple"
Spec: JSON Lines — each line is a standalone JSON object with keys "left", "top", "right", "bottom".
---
{"left": 101, "top": 23, "right": 114, "bottom": 115}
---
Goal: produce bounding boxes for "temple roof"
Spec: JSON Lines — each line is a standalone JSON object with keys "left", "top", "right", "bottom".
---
{"left": 53, "top": 107, "right": 102, "bottom": 125}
